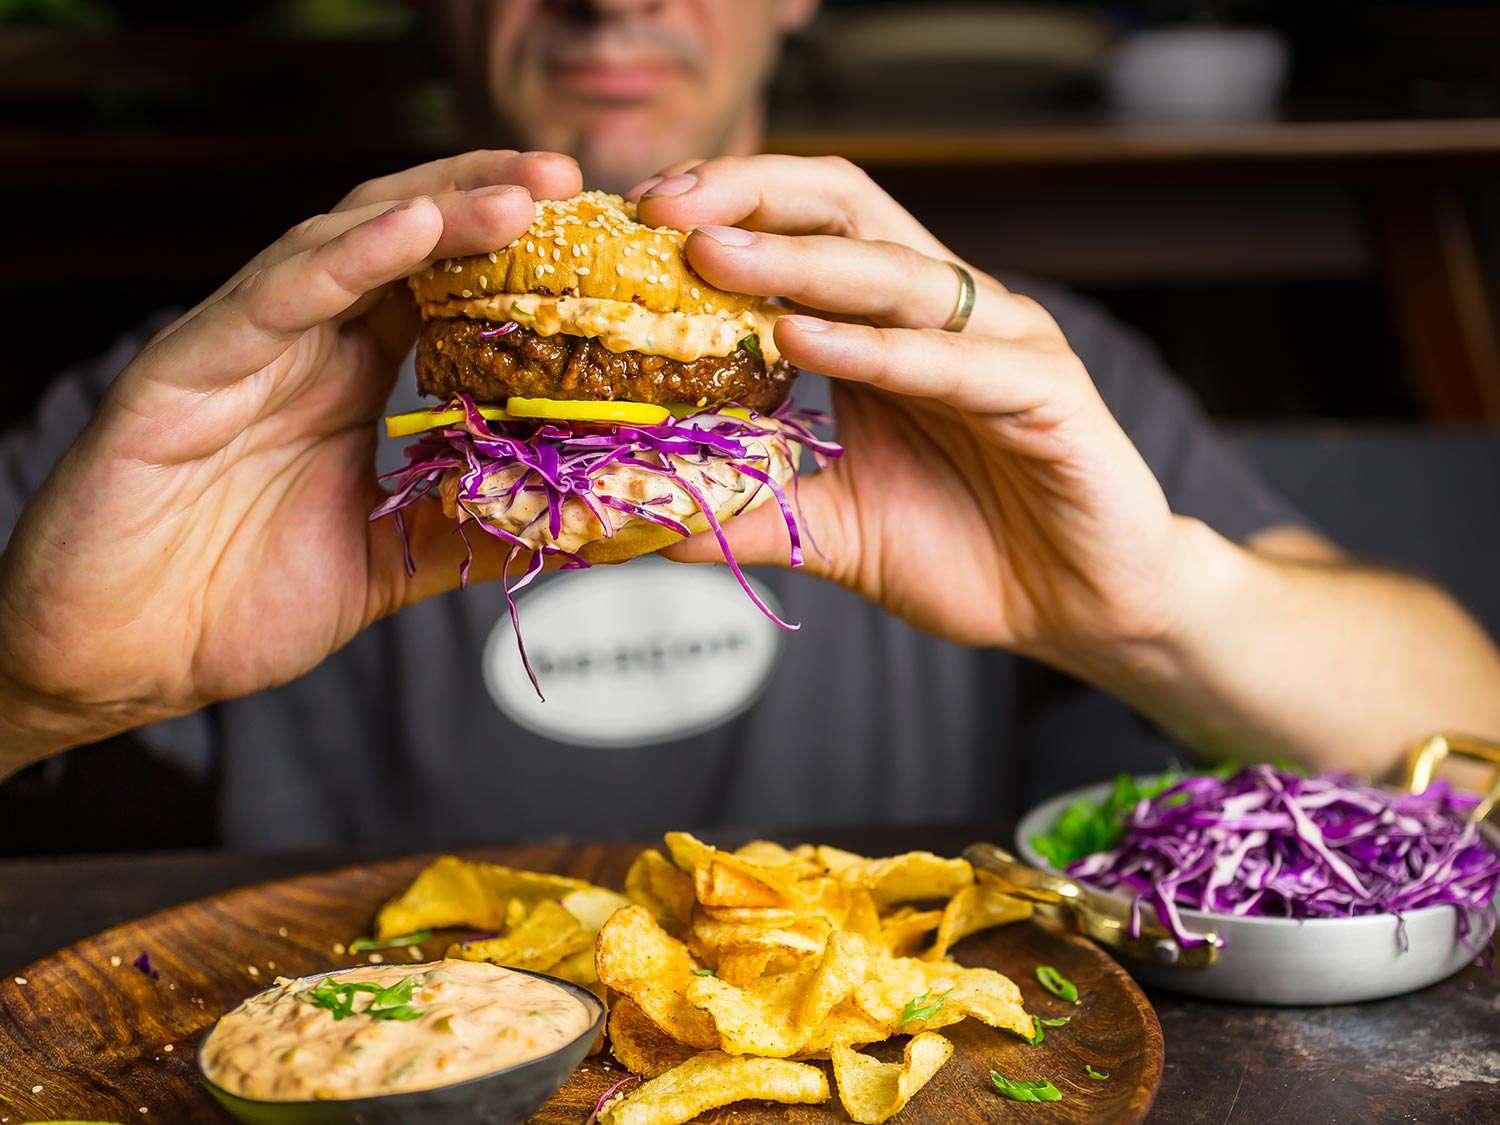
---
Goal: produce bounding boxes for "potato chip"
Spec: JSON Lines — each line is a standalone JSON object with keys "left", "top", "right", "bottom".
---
{"left": 445, "top": 899, "right": 592, "bottom": 972}
{"left": 734, "top": 840, "right": 824, "bottom": 879}
{"left": 598, "top": 1052, "right": 829, "bottom": 1125}
{"left": 625, "top": 849, "right": 696, "bottom": 929}
{"left": 667, "top": 832, "right": 806, "bottom": 906}
{"left": 609, "top": 998, "right": 699, "bottom": 1078}
{"left": 922, "top": 874, "right": 1032, "bottom": 961}
{"left": 851, "top": 958, "right": 964, "bottom": 1035}
{"left": 715, "top": 946, "right": 774, "bottom": 986}
{"left": 561, "top": 886, "right": 632, "bottom": 935}
{"left": 692, "top": 915, "right": 831, "bottom": 956}
{"left": 374, "top": 855, "right": 590, "bottom": 938}
{"left": 814, "top": 847, "right": 974, "bottom": 906}
{"left": 596, "top": 905, "right": 719, "bottom": 1049}
{"left": 795, "top": 1000, "right": 893, "bottom": 1058}
{"left": 551, "top": 947, "right": 599, "bottom": 985}
{"left": 831, "top": 1032, "right": 954, "bottom": 1124}
{"left": 844, "top": 888, "right": 883, "bottom": 941}
{"left": 697, "top": 904, "right": 804, "bottom": 925}
{"left": 879, "top": 907, "right": 944, "bottom": 958}
{"left": 922, "top": 962, "right": 1033, "bottom": 1039}
{"left": 687, "top": 931, "right": 873, "bottom": 1056}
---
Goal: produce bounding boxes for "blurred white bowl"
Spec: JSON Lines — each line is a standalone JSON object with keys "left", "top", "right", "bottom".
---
{"left": 1107, "top": 27, "right": 1290, "bottom": 122}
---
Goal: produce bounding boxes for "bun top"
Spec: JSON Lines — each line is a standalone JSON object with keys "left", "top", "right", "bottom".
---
{"left": 408, "top": 191, "right": 757, "bottom": 320}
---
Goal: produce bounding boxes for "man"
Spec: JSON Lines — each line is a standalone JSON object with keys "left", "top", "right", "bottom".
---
{"left": 1, "top": 0, "right": 1497, "bottom": 848}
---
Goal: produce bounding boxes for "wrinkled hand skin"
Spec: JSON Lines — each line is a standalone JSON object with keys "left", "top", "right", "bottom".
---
{"left": 641, "top": 155, "right": 1189, "bottom": 668}
{"left": 0, "top": 151, "right": 583, "bottom": 766}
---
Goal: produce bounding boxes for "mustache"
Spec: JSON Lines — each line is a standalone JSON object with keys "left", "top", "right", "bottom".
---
{"left": 525, "top": 20, "right": 703, "bottom": 73}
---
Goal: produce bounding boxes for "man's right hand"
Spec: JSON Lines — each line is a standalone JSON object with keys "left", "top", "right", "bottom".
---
{"left": 0, "top": 150, "right": 581, "bottom": 768}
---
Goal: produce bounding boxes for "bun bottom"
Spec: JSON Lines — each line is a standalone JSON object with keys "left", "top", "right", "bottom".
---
{"left": 441, "top": 457, "right": 793, "bottom": 566}
{"left": 577, "top": 480, "right": 778, "bottom": 564}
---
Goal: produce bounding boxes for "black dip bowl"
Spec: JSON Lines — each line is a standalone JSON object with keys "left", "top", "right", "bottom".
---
{"left": 199, "top": 964, "right": 605, "bottom": 1124}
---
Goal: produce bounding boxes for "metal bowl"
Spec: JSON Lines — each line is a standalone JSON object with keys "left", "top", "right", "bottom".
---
{"left": 199, "top": 965, "right": 605, "bottom": 1124}
{"left": 1016, "top": 779, "right": 1497, "bottom": 1005}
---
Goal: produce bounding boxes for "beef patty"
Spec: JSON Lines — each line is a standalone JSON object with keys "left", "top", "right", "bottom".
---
{"left": 416, "top": 317, "right": 795, "bottom": 410}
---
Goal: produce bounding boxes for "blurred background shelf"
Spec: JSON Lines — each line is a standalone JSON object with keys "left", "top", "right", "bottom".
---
{"left": 4, "top": 0, "right": 1500, "bottom": 425}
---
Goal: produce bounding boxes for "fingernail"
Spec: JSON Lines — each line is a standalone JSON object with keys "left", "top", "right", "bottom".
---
{"left": 695, "top": 225, "right": 755, "bottom": 248}
{"left": 626, "top": 175, "right": 663, "bottom": 200}
{"left": 644, "top": 173, "right": 697, "bottom": 197}
{"left": 466, "top": 183, "right": 525, "bottom": 197}
{"left": 781, "top": 314, "right": 831, "bottom": 333}
{"left": 382, "top": 200, "right": 413, "bottom": 215}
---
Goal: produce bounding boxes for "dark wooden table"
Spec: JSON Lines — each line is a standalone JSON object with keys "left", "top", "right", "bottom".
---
{"left": 2, "top": 828, "right": 1495, "bottom": 1125}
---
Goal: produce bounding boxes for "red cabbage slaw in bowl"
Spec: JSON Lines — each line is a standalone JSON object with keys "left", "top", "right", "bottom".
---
{"left": 1062, "top": 765, "right": 1500, "bottom": 956}
{"left": 370, "top": 390, "right": 841, "bottom": 696}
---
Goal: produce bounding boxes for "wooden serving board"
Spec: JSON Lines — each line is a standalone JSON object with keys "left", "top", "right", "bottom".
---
{"left": 0, "top": 843, "right": 1162, "bottom": 1123}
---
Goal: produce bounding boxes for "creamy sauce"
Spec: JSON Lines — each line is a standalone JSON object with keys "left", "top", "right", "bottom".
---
{"left": 441, "top": 426, "right": 792, "bottom": 554}
{"left": 201, "top": 960, "right": 594, "bottom": 1102}
{"left": 426, "top": 293, "right": 782, "bottom": 365}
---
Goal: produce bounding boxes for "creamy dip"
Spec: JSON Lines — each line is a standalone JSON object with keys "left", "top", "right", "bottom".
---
{"left": 200, "top": 960, "right": 594, "bottom": 1102}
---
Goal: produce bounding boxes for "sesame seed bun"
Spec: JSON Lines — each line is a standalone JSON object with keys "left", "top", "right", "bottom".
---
{"left": 409, "top": 190, "right": 756, "bottom": 320}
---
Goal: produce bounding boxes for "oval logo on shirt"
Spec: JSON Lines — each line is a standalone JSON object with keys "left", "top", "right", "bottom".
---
{"left": 483, "top": 559, "right": 784, "bottom": 748}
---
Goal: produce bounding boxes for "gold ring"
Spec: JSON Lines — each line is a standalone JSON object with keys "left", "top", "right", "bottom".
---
{"left": 943, "top": 262, "right": 976, "bottom": 333}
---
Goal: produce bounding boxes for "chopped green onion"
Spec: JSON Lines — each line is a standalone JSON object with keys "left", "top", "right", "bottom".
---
{"left": 1085, "top": 1064, "right": 1110, "bottom": 1080}
{"left": 738, "top": 333, "right": 762, "bottom": 357}
{"left": 901, "top": 988, "right": 952, "bottom": 1024}
{"left": 1037, "top": 1016, "right": 1071, "bottom": 1027}
{"left": 692, "top": 968, "right": 716, "bottom": 977}
{"left": 1036, "top": 965, "right": 1078, "bottom": 1004}
{"left": 348, "top": 930, "right": 434, "bottom": 953}
{"left": 990, "top": 1072, "right": 1063, "bottom": 1102}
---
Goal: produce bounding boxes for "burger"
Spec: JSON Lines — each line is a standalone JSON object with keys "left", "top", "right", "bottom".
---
{"left": 372, "top": 191, "right": 839, "bottom": 684}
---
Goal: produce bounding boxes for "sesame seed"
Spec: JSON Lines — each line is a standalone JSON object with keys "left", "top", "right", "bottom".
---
{"left": 553, "top": 248, "right": 561, "bottom": 261}
{"left": 247, "top": 966, "right": 260, "bottom": 977}
{"left": 595, "top": 233, "right": 605, "bottom": 244}
{"left": 615, "top": 264, "right": 625, "bottom": 276}
{"left": 139, "top": 1107, "right": 149, "bottom": 1115}
{"left": 488, "top": 251, "right": 498, "bottom": 263}
{"left": 478, "top": 276, "right": 489, "bottom": 289}
{"left": 576, "top": 266, "right": 590, "bottom": 276}
{"left": 460, "top": 289, "right": 472, "bottom": 298}
{"left": 277, "top": 927, "right": 288, "bottom": 938}
{"left": 525, "top": 241, "right": 535, "bottom": 252}
{"left": 163, "top": 1044, "right": 174, "bottom": 1052}
{"left": 32, "top": 1086, "right": 43, "bottom": 1094}
{"left": 333, "top": 943, "right": 346, "bottom": 955}
{"left": 267, "top": 961, "right": 276, "bottom": 970}
{"left": 691, "top": 287, "right": 700, "bottom": 300}
{"left": 110, "top": 955, "right": 123, "bottom": 967}
{"left": 13, "top": 977, "right": 25, "bottom": 986}
{"left": 368, "top": 953, "right": 385, "bottom": 964}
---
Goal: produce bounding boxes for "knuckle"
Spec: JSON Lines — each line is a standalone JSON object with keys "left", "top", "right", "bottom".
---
{"left": 281, "top": 213, "right": 328, "bottom": 248}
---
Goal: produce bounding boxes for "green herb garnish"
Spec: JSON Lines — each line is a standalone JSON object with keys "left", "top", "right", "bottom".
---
{"left": 347, "top": 930, "right": 434, "bottom": 953}
{"left": 901, "top": 988, "right": 952, "bottom": 1025}
{"left": 1085, "top": 1064, "right": 1110, "bottom": 1080}
{"left": 990, "top": 1072, "right": 1062, "bottom": 1102}
{"left": 1036, "top": 965, "right": 1078, "bottom": 1004}
{"left": 1037, "top": 1016, "right": 1072, "bottom": 1027}
{"left": 1025, "top": 1022, "right": 1045, "bottom": 1047}
{"left": 692, "top": 968, "right": 717, "bottom": 977}
{"left": 738, "top": 333, "right": 762, "bottom": 357}
{"left": 307, "top": 974, "right": 427, "bottom": 1022}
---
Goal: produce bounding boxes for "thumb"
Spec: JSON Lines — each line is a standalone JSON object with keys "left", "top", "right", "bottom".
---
{"left": 660, "top": 466, "right": 850, "bottom": 582}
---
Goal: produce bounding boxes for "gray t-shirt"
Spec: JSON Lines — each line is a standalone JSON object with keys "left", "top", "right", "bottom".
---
{"left": 0, "top": 280, "right": 1303, "bottom": 848}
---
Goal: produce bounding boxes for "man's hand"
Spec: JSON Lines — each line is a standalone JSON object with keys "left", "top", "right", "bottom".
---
{"left": 636, "top": 156, "right": 1184, "bottom": 668}
{"left": 637, "top": 155, "right": 1500, "bottom": 776}
{"left": 0, "top": 151, "right": 582, "bottom": 765}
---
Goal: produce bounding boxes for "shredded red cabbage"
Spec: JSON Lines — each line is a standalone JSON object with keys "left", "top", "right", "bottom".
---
{"left": 587, "top": 1075, "right": 641, "bottom": 1124}
{"left": 370, "top": 392, "right": 841, "bottom": 698}
{"left": 1067, "top": 765, "right": 1500, "bottom": 955}
{"left": 133, "top": 950, "right": 159, "bottom": 980}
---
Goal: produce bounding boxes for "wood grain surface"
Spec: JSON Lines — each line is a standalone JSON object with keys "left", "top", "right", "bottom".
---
{"left": 0, "top": 843, "right": 1161, "bottom": 1123}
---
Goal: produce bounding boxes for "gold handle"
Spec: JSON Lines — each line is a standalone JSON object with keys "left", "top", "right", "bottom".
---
{"left": 1401, "top": 733, "right": 1500, "bottom": 822}
{"left": 965, "top": 843, "right": 1220, "bottom": 970}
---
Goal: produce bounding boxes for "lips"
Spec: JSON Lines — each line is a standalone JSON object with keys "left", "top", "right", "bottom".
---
{"left": 549, "top": 59, "right": 679, "bottom": 100}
